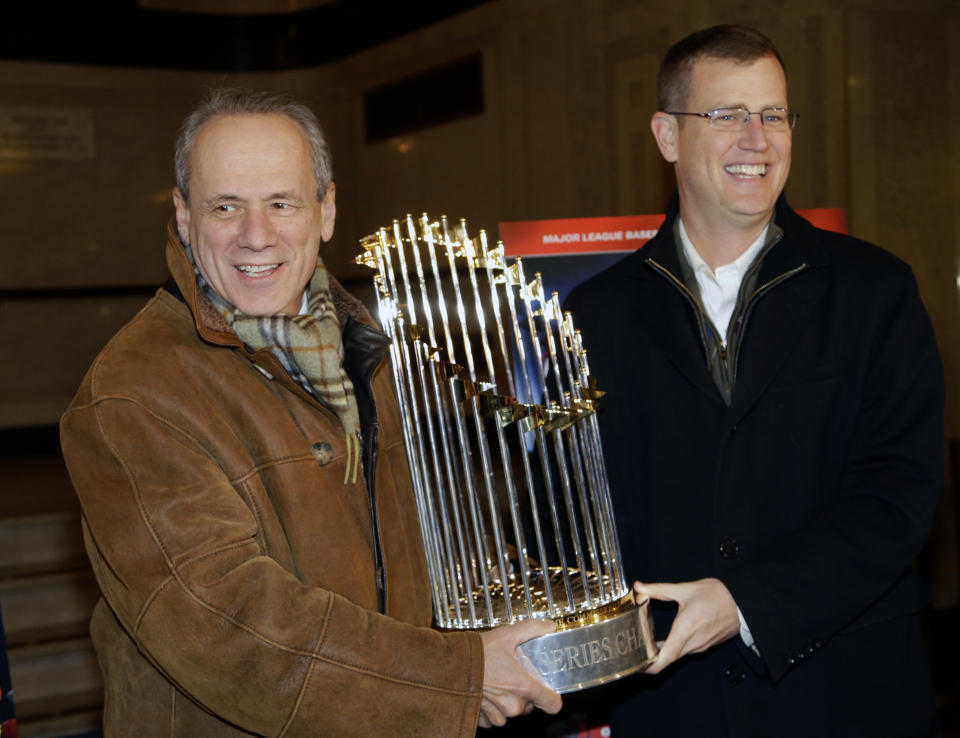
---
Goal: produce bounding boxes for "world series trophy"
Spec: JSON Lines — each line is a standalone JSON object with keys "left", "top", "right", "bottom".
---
{"left": 355, "top": 213, "right": 656, "bottom": 692}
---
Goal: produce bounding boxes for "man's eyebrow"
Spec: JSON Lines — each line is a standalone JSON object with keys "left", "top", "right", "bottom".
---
{"left": 203, "top": 194, "right": 244, "bottom": 207}
{"left": 711, "top": 102, "right": 788, "bottom": 109}
{"left": 263, "top": 191, "right": 303, "bottom": 201}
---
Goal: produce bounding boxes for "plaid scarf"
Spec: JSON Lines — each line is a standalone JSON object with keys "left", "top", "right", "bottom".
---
{"left": 188, "top": 247, "right": 362, "bottom": 485}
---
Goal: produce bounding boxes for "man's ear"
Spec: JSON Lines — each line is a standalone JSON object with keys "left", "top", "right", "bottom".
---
{"left": 650, "top": 112, "right": 679, "bottom": 163}
{"left": 172, "top": 187, "right": 190, "bottom": 244}
{"left": 320, "top": 182, "right": 336, "bottom": 243}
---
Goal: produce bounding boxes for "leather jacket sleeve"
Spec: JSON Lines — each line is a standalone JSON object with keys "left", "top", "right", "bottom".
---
{"left": 62, "top": 387, "right": 483, "bottom": 736}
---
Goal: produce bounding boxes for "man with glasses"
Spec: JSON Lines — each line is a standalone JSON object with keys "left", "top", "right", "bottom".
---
{"left": 566, "top": 24, "right": 942, "bottom": 736}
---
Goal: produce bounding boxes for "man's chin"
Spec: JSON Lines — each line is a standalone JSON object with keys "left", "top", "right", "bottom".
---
{"left": 229, "top": 294, "right": 292, "bottom": 317}
{"left": 728, "top": 197, "right": 779, "bottom": 222}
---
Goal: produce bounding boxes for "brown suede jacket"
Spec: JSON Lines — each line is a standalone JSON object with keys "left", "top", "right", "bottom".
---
{"left": 60, "top": 224, "right": 483, "bottom": 737}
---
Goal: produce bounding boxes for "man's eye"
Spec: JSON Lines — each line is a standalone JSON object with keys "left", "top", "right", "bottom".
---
{"left": 213, "top": 204, "right": 236, "bottom": 213}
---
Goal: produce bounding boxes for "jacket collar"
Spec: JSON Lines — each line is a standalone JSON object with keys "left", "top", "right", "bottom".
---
{"left": 165, "top": 219, "right": 241, "bottom": 348}
{"left": 628, "top": 192, "right": 830, "bottom": 279}
{"left": 626, "top": 192, "right": 832, "bottom": 416}
{"left": 759, "top": 194, "right": 830, "bottom": 279}
{"left": 727, "top": 196, "right": 830, "bottom": 423}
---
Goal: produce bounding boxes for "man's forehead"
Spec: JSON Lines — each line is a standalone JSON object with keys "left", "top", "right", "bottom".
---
{"left": 686, "top": 54, "right": 787, "bottom": 103}
{"left": 194, "top": 112, "right": 302, "bottom": 148}
{"left": 188, "top": 112, "right": 312, "bottom": 189}
{"left": 692, "top": 52, "right": 783, "bottom": 73}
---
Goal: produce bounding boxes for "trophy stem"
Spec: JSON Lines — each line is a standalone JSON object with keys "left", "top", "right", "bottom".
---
{"left": 515, "top": 258, "right": 578, "bottom": 612}
{"left": 438, "top": 215, "right": 513, "bottom": 623}
{"left": 375, "top": 234, "right": 453, "bottom": 621}
{"left": 423, "top": 218, "right": 499, "bottom": 622}
{"left": 552, "top": 294, "right": 607, "bottom": 601}
{"left": 401, "top": 217, "right": 480, "bottom": 625}
{"left": 498, "top": 256, "right": 558, "bottom": 616}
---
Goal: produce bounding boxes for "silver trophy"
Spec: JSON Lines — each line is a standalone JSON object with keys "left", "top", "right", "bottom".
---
{"left": 355, "top": 213, "right": 656, "bottom": 692}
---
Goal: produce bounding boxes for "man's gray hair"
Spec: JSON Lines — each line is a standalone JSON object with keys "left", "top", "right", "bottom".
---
{"left": 174, "top": 87, "right": 333, "bottom": 204}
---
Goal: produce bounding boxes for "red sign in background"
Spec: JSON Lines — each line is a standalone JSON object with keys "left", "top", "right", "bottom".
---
{"left": 499, "top": 208, "right": 847, "bottom": 257}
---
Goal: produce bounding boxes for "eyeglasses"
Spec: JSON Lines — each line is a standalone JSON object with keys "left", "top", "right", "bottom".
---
{"left": 666, "top": 106, "right": 799, "bottom": 130}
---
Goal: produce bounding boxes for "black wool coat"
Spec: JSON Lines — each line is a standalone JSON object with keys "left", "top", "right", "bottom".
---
{"left": 562, "top": 194, "right": 944, "bottom": 737}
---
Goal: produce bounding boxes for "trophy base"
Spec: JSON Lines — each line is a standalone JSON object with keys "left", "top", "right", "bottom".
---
{"left": 518, "top": 597, "right": 657, "bottom": 693}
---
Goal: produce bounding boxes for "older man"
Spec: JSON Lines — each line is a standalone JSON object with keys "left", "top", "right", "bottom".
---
{"left": 60, "top": 89, "right": 560, "bottom": 736}
{"left": 566, "top": 25, "right": 943, "bottom": 736}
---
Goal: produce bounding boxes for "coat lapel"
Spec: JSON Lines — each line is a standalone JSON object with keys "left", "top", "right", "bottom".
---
{"left": 621, "top": 195, "right": 832, "bottom": 416}
{"left": 727, "top": 210, "right": 831, "bottom": 425}
{"left": 628, "top": 243, "right": 726, "bottom": 407}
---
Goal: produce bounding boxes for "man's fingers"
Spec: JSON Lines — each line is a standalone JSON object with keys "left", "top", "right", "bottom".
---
{"left": 645, "top": 633, "right": 685, "bottom": 674}
{"left": 638, "top": 578, "right": 741, "bottom": 675}
{"left": 644, "top": 654, "right": 668, "bottom": 675}
{"left": 633, "top": 580, "right": 647, "bottom": 606}
{"left": 513, "top": 620, "right": 562, "bottom": 714}
{"left": 509, "top": 616, "right": 556, "bottom": 646}
{"left": 512, "top": 633, "right": 562, "bottom": 715}
{"left": 643, "top": 622, "right": 686, "bottom": 674}
{"left": 480, "top": 618, "right": 562, "bottom": 724}
{"left": 524, "top": 671, "right": 562, "bottom": 714}
{"left": 479, "top": 698, "right": 507, "bottom": 728}
{"left": 634, "top": 580, "right": 680, "bottom": 603}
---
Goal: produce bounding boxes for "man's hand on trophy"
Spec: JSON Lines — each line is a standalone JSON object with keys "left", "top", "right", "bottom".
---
{"left": 477, "top": 618, "right": 562, "bottom": 728}
{"left": 633, "top": 578, "right": 740, "bottom": 674}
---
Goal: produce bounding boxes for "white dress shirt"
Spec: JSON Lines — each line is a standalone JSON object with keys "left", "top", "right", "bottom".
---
{"left": 678, "top": 218, "right": 770, "bottom": 347}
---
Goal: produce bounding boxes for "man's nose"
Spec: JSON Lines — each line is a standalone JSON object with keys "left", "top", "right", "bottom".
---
{"left": 239, "top": 207, "right": 276, "bottom": 249}
{"left": 738, "top": 114, "right": 769, "bottom": 150}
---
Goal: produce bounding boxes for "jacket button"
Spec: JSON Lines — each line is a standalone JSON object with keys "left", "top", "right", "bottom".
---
{"left": 311, "top": 442, "right": 334, "bottom": 466}
{"left": 719, "top": 538, "right": 740, "bottom": 559}
{"left": 724, "top": 664, "right": 746, "bottom": 684}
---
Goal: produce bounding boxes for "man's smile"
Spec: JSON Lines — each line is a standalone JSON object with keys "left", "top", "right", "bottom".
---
{"left": 235, "top": 263, "right": 281, "bottom": 276}
{"left": 724, "top": 163, "right": 768, "bottom": 178}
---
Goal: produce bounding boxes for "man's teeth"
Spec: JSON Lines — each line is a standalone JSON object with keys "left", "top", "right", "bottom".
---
{"left": 725, "top": 164, "right": 766, "bottom": 176}
{"left": 237, "top": 264, "right": 279, "bottom": 274}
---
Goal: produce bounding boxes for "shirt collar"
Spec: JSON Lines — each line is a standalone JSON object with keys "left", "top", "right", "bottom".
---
{"left": 677, "top": 217, "right": 770, "bottom": 280}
